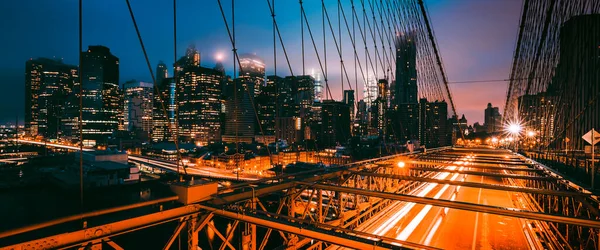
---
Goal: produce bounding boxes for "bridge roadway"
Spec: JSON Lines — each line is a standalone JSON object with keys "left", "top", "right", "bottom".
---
{"left": 332, "top": 153, "right": 534, "bottom": 249}
{"left": 2, "top": 147, "right": 599, "bottom": 250}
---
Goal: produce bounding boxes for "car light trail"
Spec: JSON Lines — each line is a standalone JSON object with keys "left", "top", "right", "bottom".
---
{"left": 395, "top": 167, "right": 462, "bottom": 242}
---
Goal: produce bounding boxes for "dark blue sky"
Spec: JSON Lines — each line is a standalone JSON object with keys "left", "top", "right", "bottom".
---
{"left": 0, "top": 0, "right": 521, "bottom": 124}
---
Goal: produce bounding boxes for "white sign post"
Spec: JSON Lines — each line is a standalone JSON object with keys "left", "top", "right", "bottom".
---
{"left": 582, "top": 129, "right": 600, "bottom": 189}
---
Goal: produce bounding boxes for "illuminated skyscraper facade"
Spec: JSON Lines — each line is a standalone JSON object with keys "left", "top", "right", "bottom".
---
{"left": 152, "top": 77, "right": 176, "bottom": 142}
{"left": 77, "top": 45, "right": 121, "bottom": 145}
{"left": 123, "top": 81, "right": 153, "bottom": 139}
{"left": 25, "top": 58, "right": 77, "bottom": 139}
{"left": 311, "top": 69, "right": 323, "bottom": 102}
{"left": 176, "top": 53, "right": 224, "bottom": 145}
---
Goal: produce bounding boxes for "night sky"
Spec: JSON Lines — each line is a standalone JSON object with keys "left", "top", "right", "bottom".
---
{"left": 0, "top": 0, "right": 521, "bottom": 125}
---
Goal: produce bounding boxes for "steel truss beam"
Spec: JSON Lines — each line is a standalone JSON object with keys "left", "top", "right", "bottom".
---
{"left": 1, "top": 205, "right": 203, "bottom": 250}
{"left": 0, "top": 196, "right": 179, "bottom": 239}
{"left": 416, "top": 155, "right": 530, "bottom": 166}
{"left": 388, "top": 160, "right": 543, "bottom": 172}
{"left": 405, "top": 167, "right": 553, "bottom": 180}
{"left": 298, "top": 182, "right": 600, "bottom": 228}
{"left": 198, "top": 205, "right": 430, "bottom": 250}
{"left": 352, "top": 171, "right": 587, "bottom": 197}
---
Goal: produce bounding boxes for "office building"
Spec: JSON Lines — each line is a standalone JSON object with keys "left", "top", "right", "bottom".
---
{"left": 25, "top": 58, "right": 78, "bottom": 139}
{"left": 343, "top": 89, "right": 355, "bottom": 119}
{"left": 255, "top": 76, "right": 280, "bottom": 144}
{"left": 239, "top": 54, "right": 265, "bottom": 96}
{"left": 393, "top": 33, "right": 418, "bottom": 106}
{"left": 176, "top": 46, "right": 223, "bottom": 145}
{"left": 418, "top": 98, "right": 449, "bottom": 148}
{"left": 223, "top": 78, "right": 256, "bottom": 144}
{"left": 315, "top": 100, "right": 351, "bottom": 148}
{"left": 64, "top": 45, "right": 120, "bottom": 146}
{"left": 152, "top": 77, "right": 176, "bottom": 142}
{"left": 123, "top": 81, "right": 153, "bottom": 140}
{"left": 484, "top": 103, "right": 502, "bottom": 133}
{"left": 156, "top": 61, "right": 168, "bottom": 86}
{"left": 311, "top": 69, "right": 324, "bottom": 102}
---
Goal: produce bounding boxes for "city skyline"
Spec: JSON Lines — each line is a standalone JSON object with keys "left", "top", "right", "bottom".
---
{"left": 1, "top": 0, "right": 521, "bottom": 124}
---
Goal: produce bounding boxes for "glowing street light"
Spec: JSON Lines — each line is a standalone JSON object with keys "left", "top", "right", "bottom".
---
{"left": 397, "top": 161, "right": 406, "bottom": 168}
{"left": 507, "top": 123, "right": 522, "bottom": 136}
{"left": 527, "top": 131, "right": 536, "bottom": 138}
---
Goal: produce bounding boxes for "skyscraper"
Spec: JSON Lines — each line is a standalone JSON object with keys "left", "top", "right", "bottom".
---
{"left": 418, "top": 98, "right": 449, "bottom": 148}
{"left": 156, "top": 61, "right": 168, "bottom": 86}
{"left": 315, "top": 100, "right": 351, "bottom": 148}
{"left": 177, "top": 48, "right": 224, "bottom": 145}
{"left": 255, "top": 76, "right": 280, "bottom": 144}
{"left": 239, "top": 54, "right": 265, "bottom": 96}
{"left": 343, "top": 89, "right": 355, "bottom": 119}
{"left": 391, "top": 33, "right": 420, "bottom": 142}
{"left": 223, "top": 78, "right": 256, "bottom": 144}
{"left": 311, "top": 69, "right": 323, "bottom": 102}
{"left": 394, "top": 33, "right": 418, "bottom": 106}
{"left": 123, "top": 81, "right": 153, "bottom": 139}
{"left": 75, "top": 45, "right": 121, "bottom": 145}
{"left": 353, "top": 99, "right": 369, "bottom": 136}
{"left": 484, "top": 103, "right": 502, "bottom": 133}
{"left": 25, "top": 58, "right": 77, "bottom": 139}
{"left": 152, "top": 77, "right": 176, "bottom": 142}
{"left": 363, "top": 74, "right": 378, "bottom": 108}
{"left": 372, "top": 80, "right": 389, "bottom": 136}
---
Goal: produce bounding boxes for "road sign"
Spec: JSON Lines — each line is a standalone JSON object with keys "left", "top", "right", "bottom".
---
{"left": 582, "top": 129, "right": 600, "bottom": 145}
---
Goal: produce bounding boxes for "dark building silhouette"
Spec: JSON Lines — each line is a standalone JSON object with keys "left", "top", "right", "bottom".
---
{"left": 223, "top": 78, "right": 256, "bottom": 144}
{"left": 315, "top": 100, "right": 350, "bottom": 148}
{"left": 550, "top": 14, "right": 600, "bottom": 150}
{"left": 354, "top": 99, "right": 369, "bottom": 136}
{"left": 25, "top": 58, "right": 77, "bottom": 139}
{"left": 419, "top": 98, "right": 449, "bottom": 148}
{"left": 156, "top": 61, "right": 168, "bottom": 86}
{"left": 343, "top": 90, "right": 355, "bottom": 120}
{"left": 391, "top": 33, "right": 420, "bottom": 143}
{"left": 393, "top": 33, "right": 418, "bottom": 106}
{"left": 484, "top": 103, "right": 502, "bottom": 133}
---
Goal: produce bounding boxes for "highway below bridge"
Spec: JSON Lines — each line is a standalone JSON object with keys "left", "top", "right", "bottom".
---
{"left": 1, "top": 147, "right": 599, "bottom": 249}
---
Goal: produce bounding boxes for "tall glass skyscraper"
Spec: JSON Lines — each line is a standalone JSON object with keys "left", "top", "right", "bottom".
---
{"left": 176, "top": 45, "right": 224, "bottom": 145}
{"left": 123, "top": 81, "right": 154, "bottom": 139}
{"left": 25, "top": 58, "right": 78, "bottom": 139}
{"left": 77, "top": 45, "right": 120, "bottom": 146}
{"left": 394, "top": 33, "right": 418, "bottom": 106}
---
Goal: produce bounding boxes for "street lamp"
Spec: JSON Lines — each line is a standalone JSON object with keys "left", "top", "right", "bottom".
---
{"left": 505, "top": 122, "right": 523, "bottom": 151}
{"left": 397, "top": 161, "right": 406, "bottom": 168}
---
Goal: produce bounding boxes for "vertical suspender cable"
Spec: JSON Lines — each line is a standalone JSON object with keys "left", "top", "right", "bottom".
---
{"left": 339, "top": 1, "right": 343, "bottom": 93}
{"left": 173, "top": 0, "right": 183, "bottom": 180}
{"left": 273, "top": 0, "right": 277, "bottom": 77}
{"left": 78, "top": 0, "right": 84, "bottom": 211}
{"left": 301, "top": 1, "right": 305, "bottom": 75}
{"left": 322, "top": 0, "right": 329, "bottom": 100}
